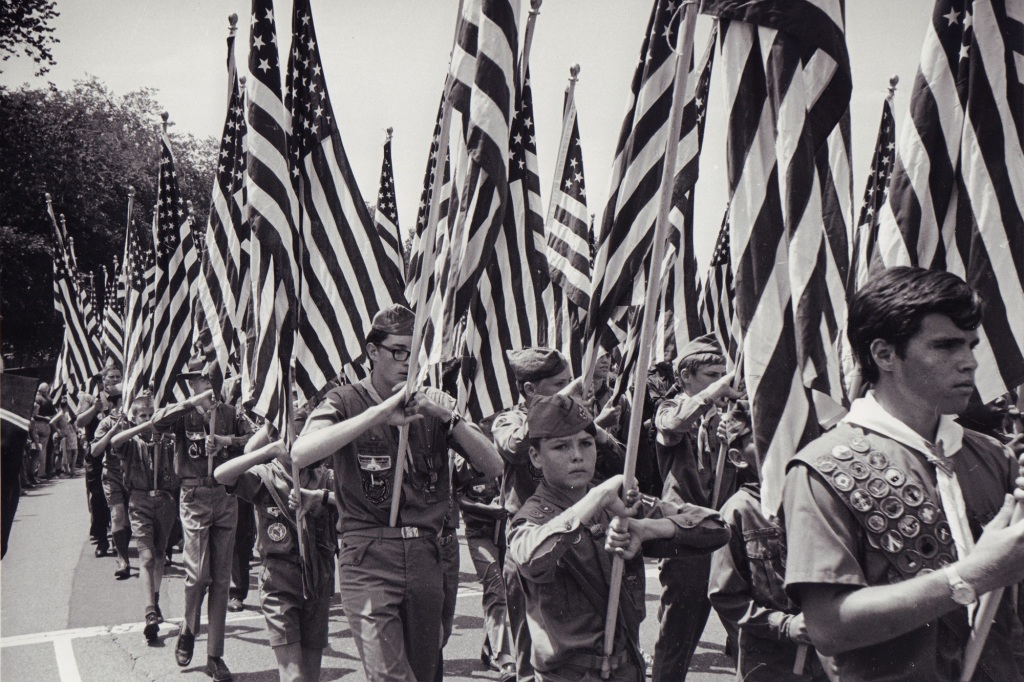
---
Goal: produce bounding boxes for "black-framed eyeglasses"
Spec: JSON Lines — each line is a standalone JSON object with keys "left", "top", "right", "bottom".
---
{"left": 374, "top": 343, "right": 411, "bottom": 362}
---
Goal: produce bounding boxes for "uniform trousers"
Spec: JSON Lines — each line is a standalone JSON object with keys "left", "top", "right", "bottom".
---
{"left": 652, "top": 555, "right": 713, "bottom": 681}
{"left": 231, "top": 498, "right": 256, "bottom": 601}
{"left": 503, "top": 549, "right": 535, "bottom": 682}
{"left": 339, "top": 532, "right": 444, "bottom": 682}
{"left": 466, "top": 527, "right": 512, "bottom": 665}
{"left": 86, "top": 473, "right": 111, "bottom": 550}
{"left": 180, "top": 484, "right": 238, "bottom": 657}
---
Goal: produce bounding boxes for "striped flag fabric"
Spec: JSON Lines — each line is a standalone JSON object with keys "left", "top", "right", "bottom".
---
{"left": 47, "top": 201, "right": 103, "bottom": 395}
{"left": 849, "top": 96, "right": 897, "bottom": 292}
{"left": 286, "top": 0, "right": 407, "bottom": 401}
{"left": 698, "top": 210, "right": 739, "bottom": 365}
{"left": 245, "top": 0, "right": 301, "bottom": 432}
{"left": 101, "top": 263, "right": 125, "bottom": 366}
{"left": 544, "top": 73, "right": 590, "bottom": 374}
{"left": 661, "top": 26, "right": 718, "bottom": 358}
{"left": 876, "top": 0, "right": 1024, "bottom": 401}
{"left": 461, "top": 64, "right": 548, "bottom": 420}
{"left": 707, "top": 0, "right": 853, "bottom": 513}
{"left": 585, "top": 0, "right": 705, "bottom": 366}
{"left": 375, "top": 130, "right": 407, "bottom": 284}
{"left": 150, "top": 126, "right": 201, "bottom": 406}
{"left": 438, "top": 0, "right": 519, "bottom": 351}
{"left": 121, "top": 219, "right": 154, "bottom": 407}
{"left": 195, "top": 22, "right": 249, "bottom": 383}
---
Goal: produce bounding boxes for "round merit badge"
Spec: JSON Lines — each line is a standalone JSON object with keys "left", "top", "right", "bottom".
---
{"left": 867, "top": 478, "right": 891, "bottom": 498}
{"left": 832, "top": 471, "right": 855, "bottom": 492}
{"left": 268, "top": 522, "right": 288, "bottom": 543}
{"left": 901, "top": 484, "right": 924, "bottom": 507}
{"left": 850, "top": 489, "right": 874, "bottom": 513}
{"left": 849, "top": 437, "right": 871, "bottom": 453}
{"left": 848, "top": 460, "right": 870, "bottom": 480}
{"left": 880, "top": 496, "right": 905, "bottom": 519}
{"left": 919, "top": 503, "right": 940, "bottom": 525}
{"left": 897, "top": 549, "right": 924, "bottom": 574}
{"left": 883, "top": 468, "right": 906, "bottom": 487}
{"left": 867, "top": 451, "right": 889, "bottom": 469}
{"left": 815, "top": 454, "right": 838, "bottom": 474}
{"left": 831, "top": 445, "right": 854, "bottom": 461}
{"left": 897, "top": 515, "right": 921, "bottom": 539}
{"left": 866, "top": 512, "right": 888, "bottom": 533}
{"left": 880, "top": 530, "right": 904, "bottom": 553}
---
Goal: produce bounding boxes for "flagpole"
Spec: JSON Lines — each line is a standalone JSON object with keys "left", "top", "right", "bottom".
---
{"left": 520, "top": 0, "right": 542, "bottom": 83}
{"left": 600, "top": 4, "right": 698, "bottom": 678}
{"left": 389, "top": 0, "right": 465, "bottom": 528}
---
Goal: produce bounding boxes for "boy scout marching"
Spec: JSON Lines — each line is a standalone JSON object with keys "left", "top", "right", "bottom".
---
{"left": 9, "top": 0, "right": 1024, "bottom": 682}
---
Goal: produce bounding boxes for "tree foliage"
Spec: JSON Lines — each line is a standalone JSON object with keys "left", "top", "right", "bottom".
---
{"left": 0, "top": 77, "right": 216, "bottom": 368}
{"left": 0, "top": 0, "right": 59, "bottom": 77}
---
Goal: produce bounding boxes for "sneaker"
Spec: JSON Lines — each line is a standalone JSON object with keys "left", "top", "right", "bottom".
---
{"left": 206, "top": 656, "right": 233, "bottom": 681}
{"left": 227, "top": 598, "right": 244, "bottom": 613}
{"left": 175, "top": 627, "right": 194, "bottom": 667}
{"left": 143, "top": 613, "right": 160, "bottom": 643}
{"left": 499, "top": 663, "right": 517, "bottom": 682}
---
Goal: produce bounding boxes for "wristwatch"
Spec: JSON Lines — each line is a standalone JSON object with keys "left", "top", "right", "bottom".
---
{"left": 944, "top": 566, "right": 978, "bottom": 605}
{"left": 447, "top": 411, "right": 463, "bottom": 439}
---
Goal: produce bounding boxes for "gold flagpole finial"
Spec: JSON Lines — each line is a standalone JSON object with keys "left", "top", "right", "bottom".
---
{"left": 887, "top": 74, "right": 899, "bottom": 101}
{"left": 161, "top": 111, "right": 169, "bottom": 134}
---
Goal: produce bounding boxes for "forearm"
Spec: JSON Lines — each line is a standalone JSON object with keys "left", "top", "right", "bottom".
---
{"left": 214, "top": 442, "right": 278, "bottom": 485}
{"left": 245, "top": 424, "right": 273, "bottom": 453}
{"left": 453, "top": 421, "right": 503, "bottom": 478}
{"left": 656, "top": 395, "right": 712, "bottom": 438}
{"left": 291, "top": 402, "right": 390, "bottom": 468}
{"left": 91, "top": 430, "right": 118, "bottom": 457}
{"left": 111, "top": 423, "right": 151, "bottom": 448}
{"left": 76, "top": 402, "right": 99, "bottom": 427}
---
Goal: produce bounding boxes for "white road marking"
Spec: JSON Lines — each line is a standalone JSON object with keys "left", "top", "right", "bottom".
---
{"left": 53, "top": 637, "right": 82, "bottom": 682}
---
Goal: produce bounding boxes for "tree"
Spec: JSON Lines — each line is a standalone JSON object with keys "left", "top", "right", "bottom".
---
{"left": 0, "top": 77, "right": 216, "bottom": 368}
{"left": 0, "top": 0, "right": 59, "bottom": 77}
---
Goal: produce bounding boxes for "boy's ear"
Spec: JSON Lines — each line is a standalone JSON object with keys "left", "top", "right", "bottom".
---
{"left": 726, "top": 447, "right": 748, "bottom": 469}
{"left": 528, "top": 445, "right": 543, "bottom": 472}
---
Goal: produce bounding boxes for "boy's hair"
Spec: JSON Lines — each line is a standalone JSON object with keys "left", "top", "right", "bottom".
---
{"left": 528, "top": 423, "right": 598, "bottom": 453}
{"left": 130, "top": 394, "right": 154, "bottom": 413}
{"left": 365, "top": 328, "right": 389, "bottom": 349}
{"left": 848, "top": 267, "right": 983, "bottom": 383}
{"left": 677, "top": 352, "right": 725, "bottom": 378}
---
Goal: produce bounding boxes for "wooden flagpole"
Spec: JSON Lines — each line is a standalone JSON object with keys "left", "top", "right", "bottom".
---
{"left": 388, "top": 0, "right": 465, "bottom": 527}
{"left": 600, "top": 4, "right": 698, "bottom": 678}
{"left": 520, "top": 0, "right": 542, "bottom": 83}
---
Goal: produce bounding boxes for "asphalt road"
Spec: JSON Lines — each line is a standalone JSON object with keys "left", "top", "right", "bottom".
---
{"left": 0, "top": 476, "right": 736, "bottom": 681}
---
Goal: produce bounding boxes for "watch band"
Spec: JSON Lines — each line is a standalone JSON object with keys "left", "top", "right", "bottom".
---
{"left": 944, "top": 565, "right": 978, "bottom": 605}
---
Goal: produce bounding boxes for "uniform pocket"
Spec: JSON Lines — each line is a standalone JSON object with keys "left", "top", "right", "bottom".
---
{"left": 742, "top": 526, "right": 792, "bottom": 611}
{"left": 338, "top": 535, "right": 375, "bottom": 567}
{"left": 181, "top": 486, "right": 195, "bottom": 504}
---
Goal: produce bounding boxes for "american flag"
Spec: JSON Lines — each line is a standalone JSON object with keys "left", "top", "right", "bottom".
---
{"left": 849, "top": 95, "right": 896, "bottom": 292}
{"left": 195, "top": 20, "right": 249, "bottom": 384}
{"left": 698, "top": 210, "right": 738, "bottom": 366}
{"left": 544, "top": 70, "right": 589, "bottom": 375}
{"left": 121, "top": 219, "right": 154, "bottom": 407}
{"left": 101, "top": 262, "right": 125, "bottom": 366}
{"left": 461, "top": 64, "right": 548, "bottom": 420}
{"left": 438, "top": 0, "right": 519, "bottom": 353}
{"left": 375, "top": 130, "right": 407, "bottom": 284}
{"left": 708, "top": 0, "right": 852, "bottom": 513}
{"left": 661, "top": 26, "right": 718, "bottom": 359}
{"left": 149, "top": 125, "right": 201, "bottom": 406}
{"left": 876, "top": 0, "right": 1023, "bottom": 401}
{"left": 286, "top": 0, "right": 407, "bottom": 401}
{"left": 245, "top": 0, "right": 300, "bottom": 433}
{"left": 585, "top": 0, "right": 695, "bottom": 367}
{"left": 47, "top": 202, "right": 103, "bottom": 396}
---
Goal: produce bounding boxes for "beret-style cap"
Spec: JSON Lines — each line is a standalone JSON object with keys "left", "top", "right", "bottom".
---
{"left": 371, "top": 304, "right": 415, "bottom": 336}
{"left": 677, "top": 333, "right": 723, "bottom": 362}
{"left": 506, "top": 347, "right": 568, "bottom": 383}
{"left": 527, "top": 393, "right": 594, "bottom": 439}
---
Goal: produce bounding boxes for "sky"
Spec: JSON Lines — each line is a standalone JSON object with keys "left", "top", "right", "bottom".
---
{"left": 1, "top": 0, "right": 936, "bottom": 270}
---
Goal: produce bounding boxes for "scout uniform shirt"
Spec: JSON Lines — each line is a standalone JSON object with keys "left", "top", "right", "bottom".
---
{"left": 508, "top": 480, "right": 730, "bottom": 678}
{"left": 302, "top": 379, "right": 468, "bottom": 533}
{"left": 655, "top": 392, "right": 735, "bottom": 509}
{"left": 783, "top": 394, "right": 1021, "bottom": 682}
{"left": 153, "top": 402, "right": 247, "bottom": 481}
{"left": 114, "top": 431, "right": 180, "bottom": 495}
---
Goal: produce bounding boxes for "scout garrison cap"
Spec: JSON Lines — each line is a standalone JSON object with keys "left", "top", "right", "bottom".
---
{"left": 527, "top": 394, "right": 594, "bottom": 439}
{"left": 370, "top": 304, "right": 415, "bottom": 336}
{"left": 178, "top": 354, "right": 213, "bottom": 380}
{"left": 677, "top": 333, "right": 722, "bottom": 362}
{"left": 506, "top": 348, "right": 568, "bottom": 383}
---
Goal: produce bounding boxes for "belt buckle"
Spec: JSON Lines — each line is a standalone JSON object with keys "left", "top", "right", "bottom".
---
{"left": 401, "top": 526, "right": 420, "bottom": 539}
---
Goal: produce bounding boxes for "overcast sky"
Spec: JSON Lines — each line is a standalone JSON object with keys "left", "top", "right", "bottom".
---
{"left": 1, "top": 0, "right": 934, "bottom": 268}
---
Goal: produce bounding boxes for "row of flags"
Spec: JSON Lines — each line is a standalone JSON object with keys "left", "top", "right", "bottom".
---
{"left": 43, "top": 0, "right": 1023, "bottom": 517}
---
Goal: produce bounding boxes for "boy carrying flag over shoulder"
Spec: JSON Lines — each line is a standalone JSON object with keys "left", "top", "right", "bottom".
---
{"left": 508, "top": 394, "right": 731, "bottom": 681}
{"left": 214, "top": 429, "right": 336, "bottom": 682}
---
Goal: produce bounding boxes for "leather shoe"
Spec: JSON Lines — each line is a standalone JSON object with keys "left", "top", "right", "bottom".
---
{"left": 143, "top": 613, "right": 160, "bottom": 643}
{"left": 114, "top": 559, "right": 131, "bottom": 580}
{"left": 175, "top": 628, "right": 194, "bottom": 667}
{"left": 206, "top": 656, "right": 232, "bottom": 681}
{"left": 227, "top": 597, "right": 243, "bottom": 613}
{"left": 95, "top": 546, "right": 108, "bottom": 558}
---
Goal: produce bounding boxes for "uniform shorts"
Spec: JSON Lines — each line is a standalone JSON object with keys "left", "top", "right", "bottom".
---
{"left": 259, "top": 556, "right": 331, "bottom": 649}
{"left": 128, "top": 491, "right": 177, "bottom": 555}
{"left": 103, "top": 478, "right": 127, "bottom": 508}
